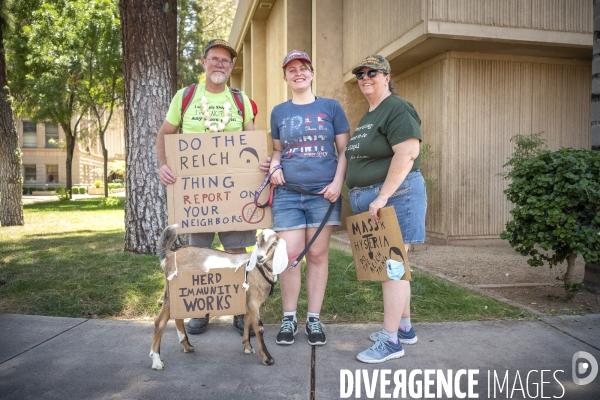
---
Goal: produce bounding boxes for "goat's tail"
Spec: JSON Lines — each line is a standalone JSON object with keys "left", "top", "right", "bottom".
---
{"left": 157, "top": 224, "right": 179, "bottom": 263}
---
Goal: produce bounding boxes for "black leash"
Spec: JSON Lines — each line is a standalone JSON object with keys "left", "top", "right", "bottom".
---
{"left": 281, "top": 184, "right": 335, "bottom": 269}
{"left": 254, "top": 169, "right": 335, "bottom": 270}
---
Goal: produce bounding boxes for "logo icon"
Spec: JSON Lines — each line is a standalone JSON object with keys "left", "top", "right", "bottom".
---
{"left": 572, "top": 351, "right": 598, "bottom": 385}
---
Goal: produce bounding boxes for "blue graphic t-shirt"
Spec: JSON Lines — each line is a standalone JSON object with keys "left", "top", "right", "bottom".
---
{"left": 270, "top": 97, "right": 350, "bottom": 189}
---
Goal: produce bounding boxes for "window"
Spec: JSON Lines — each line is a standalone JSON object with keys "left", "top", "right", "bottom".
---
{"left": 46, "top": 165, "right": 58, "bottom": 183}
{"left": 24, "top": 165, "right": 36, "bottom": 183}
{"left": 45, "top": 124, "right": 59, "bottom": 148}
{"left": 22, "top": 121, "right": 37, "bottom": 148}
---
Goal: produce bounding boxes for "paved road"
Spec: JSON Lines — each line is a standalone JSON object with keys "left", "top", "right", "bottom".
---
{"left": 1, "top": 314, "right": 598, "bottom": 399}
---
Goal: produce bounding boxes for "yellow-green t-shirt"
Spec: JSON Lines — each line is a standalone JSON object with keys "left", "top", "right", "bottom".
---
{"left": 165, "top": 82, "right": 253, "bottom": 133}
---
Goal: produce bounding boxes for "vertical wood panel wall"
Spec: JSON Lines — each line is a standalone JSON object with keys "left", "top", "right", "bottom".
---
{"left": 428, "top": 0, "right": 591, "bottom": 32}
{"left": 343, "top": 0, "right": 423, "bottom": 73}
{"left": 396, "top": 53, "right": 591, "bottom": 242}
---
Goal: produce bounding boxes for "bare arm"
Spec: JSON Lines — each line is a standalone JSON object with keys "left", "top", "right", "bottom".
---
{"left": 269, "top": 139, "right": 285, "bottom": 185}
{"left": 369, "top": 138, "right": 420, "bottom": 223}
{"left": 243, "top": 120, "right": 255, "bottom": 131}
{"left": 318, "top": 132, "right": 350, "bottom": 202}
{"left": 156, "top": 120, "right": 179, "bottom": 185}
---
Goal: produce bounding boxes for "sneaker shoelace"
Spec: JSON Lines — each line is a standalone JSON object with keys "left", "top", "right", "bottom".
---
{"left": 307, "top": 319, "right": 323, "bottom": 334}
{"left": 280, "top": 319, "right": 295, "bottom": 333}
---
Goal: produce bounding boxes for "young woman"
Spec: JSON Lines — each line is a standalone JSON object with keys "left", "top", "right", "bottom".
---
{"left": 346, "top": 54, "right": 426, "bottom": 363}
{"left": 268, "top": 50, "right": 350, "bottom": 346}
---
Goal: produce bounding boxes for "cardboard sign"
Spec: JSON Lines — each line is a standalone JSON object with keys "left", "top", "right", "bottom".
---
{"left": 169, "top": 267, "right": 246, "bottom": 318}
{"left": 346, "top": 206, "right": 410, "bottom": 281}
{"left": 165, "top": 131, "right": 272, "bottom": 234}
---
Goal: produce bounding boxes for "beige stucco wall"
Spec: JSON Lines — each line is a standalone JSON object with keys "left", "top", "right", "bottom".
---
{"left": 229, "top": 0, "right": 592, "bottom": 244}
{"left": 394, "top": 52, "right": 591, "bottom": 243}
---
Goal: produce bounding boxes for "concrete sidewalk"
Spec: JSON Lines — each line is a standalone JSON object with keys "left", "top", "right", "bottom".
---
{"left": 1, "top": 314, "right": 598, "bottom": 399}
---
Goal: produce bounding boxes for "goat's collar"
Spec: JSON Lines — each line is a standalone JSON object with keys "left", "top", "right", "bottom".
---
{"left": 249, "top": 260, "right": 277, "bottom": 295}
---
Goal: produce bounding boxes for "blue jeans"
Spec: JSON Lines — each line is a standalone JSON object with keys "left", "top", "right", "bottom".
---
{"left": 348, "top": 170, "right": 427, "bottom": 244}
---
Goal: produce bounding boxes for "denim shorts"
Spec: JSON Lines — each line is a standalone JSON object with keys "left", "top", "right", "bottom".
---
{"left": 348, "top": 170, "right": 427, "bottom": 244}
{"left": 271, "top": 185, "right": 342, "bottom": 231}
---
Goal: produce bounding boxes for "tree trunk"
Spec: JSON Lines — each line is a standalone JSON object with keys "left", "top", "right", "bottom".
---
{"left": 0, "top": 28, "right": 24, "bottom": 226}
{"left": 61, "top": 122, "right": 76, "bottom": 200}
{"left": 562, "top": 253, "right": 578, "bottom": 298}
{"left": 166, "top": 0, "right": 177, "bottom": 93}
{"left": 103, "top": 147, "right": 109, "bottom": 197}
{"left": 120, "top": 0, "right": 172, "bottom": 254}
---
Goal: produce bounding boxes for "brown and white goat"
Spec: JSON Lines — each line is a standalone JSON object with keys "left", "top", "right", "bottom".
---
{"left": 150, "top": 225, "right": 287, "bottom": 369}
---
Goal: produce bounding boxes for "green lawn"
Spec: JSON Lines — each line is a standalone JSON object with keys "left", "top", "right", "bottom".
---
{"left": 0, "top": 198, "right": 531, "bottom": 323}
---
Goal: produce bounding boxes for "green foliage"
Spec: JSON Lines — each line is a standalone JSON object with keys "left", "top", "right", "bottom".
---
{"left": 501, "top": 147, "right": 600, "bottom": 268}
{"left": 94, "top": 180, "right": 103, "bottom": 188}
{"left": 56, "top": 187, "right": 70, "bottom": 201}
{"left": 500, "top": 132, "right": 547, "bottom": 177}
{"left": 107, "top": 182, "right": 123, "bottom": 189}
{"left": 420, "top": 143, "right": 437, "bottom": 192}
{"left": 176, "top": 0, "right": 237, "bottom": 87}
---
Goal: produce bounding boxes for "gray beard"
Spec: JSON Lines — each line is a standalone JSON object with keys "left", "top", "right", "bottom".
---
{"left": 209, "top": 74, "right": 228, "bottom": 85}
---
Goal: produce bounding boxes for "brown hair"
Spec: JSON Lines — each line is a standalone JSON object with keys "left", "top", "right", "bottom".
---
{"left": 283, "top": 60, "right": 314, "bottom": 78}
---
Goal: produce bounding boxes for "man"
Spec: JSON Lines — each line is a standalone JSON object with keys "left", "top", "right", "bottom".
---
{"left": 156, "top": 39, "right": 256, "bottom": 336}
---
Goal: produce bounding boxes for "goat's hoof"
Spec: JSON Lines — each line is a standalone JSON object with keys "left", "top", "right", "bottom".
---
{"left": 262, "top": 357, "right": 275, "bottom": 366}
{"left": 244, "top": 347, "right": 255, "bottom": 354}
{"left": 184, "top": 346, "right": 195, "bottom": 353}
{"left": 152, "top": 361, "right": 164, "bottom": 370}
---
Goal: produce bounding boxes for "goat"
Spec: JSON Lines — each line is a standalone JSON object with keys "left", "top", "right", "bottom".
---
{"left": 150, "top": 225, "right": 288, "bottom": 369}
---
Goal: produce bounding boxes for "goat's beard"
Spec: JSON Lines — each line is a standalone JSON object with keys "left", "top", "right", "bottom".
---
{"left": 209, "top": 73, "right": 228, "bottom": 85}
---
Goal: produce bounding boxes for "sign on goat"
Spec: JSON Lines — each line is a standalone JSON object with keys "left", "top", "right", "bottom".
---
{"left": 165, "top": 131, "right": 272, "bottom": 234}
{"left": 169, "top": 267, "right": 246, "bottom": 318}
{"left": 346, "top": 207, "right": 410, "bottom": 281}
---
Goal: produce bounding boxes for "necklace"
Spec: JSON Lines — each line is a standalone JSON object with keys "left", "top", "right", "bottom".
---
{"left": 200, "top": 96, "right": 231, "bottom": 132}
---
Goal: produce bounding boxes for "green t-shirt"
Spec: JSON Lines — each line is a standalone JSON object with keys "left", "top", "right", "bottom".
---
{"left": 165, "top": 82, "right": 253, "bottom": 133}
{"left": 345, "top": 94, "right": 422, "bottom": 189}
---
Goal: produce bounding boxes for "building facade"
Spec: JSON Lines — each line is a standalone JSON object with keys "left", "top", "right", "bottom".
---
{"left": 229, "top": 0, "right": 592, "bottom": 244}
{"left": 17, "top": 109, "right": 126, "bottom": 190}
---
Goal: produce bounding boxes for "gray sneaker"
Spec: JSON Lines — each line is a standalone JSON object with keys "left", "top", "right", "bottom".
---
{"left": 276, "top": 316, "right": 298, "bottom": 345}
{"left": 305, "top": 316, "right": 326, "bottom": 346}
{"left": 369, "top": 327, "right": 418, "bottom": 344}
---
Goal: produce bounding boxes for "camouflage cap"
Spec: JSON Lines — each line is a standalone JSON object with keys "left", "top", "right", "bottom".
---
{"left": 282, "top": 50, "right": 312, "bottom": 69}
{"left": 351, "top": 54, "right": 390, "bottom": 75}
{"left": 204, "top": 39, "right": 237, "bottom": 59}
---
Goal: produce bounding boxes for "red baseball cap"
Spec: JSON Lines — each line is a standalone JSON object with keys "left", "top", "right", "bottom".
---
{"left": 282, "top": 50, "right": 312, "bottom": 69}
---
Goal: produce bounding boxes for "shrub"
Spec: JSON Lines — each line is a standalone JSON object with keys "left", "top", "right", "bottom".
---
{"left": 94, "top": 180, "right": 103, "bottom": 188}
{"left": 501, "top": 145, "right": 600, "bottom": 297}
{"left": 108, "top": 182, "right": 124, "bottom": 189}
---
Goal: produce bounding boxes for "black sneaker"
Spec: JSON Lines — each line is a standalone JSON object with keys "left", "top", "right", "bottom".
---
{"left": 233, "top": 314, "right": 255, "bottom": 337}
{"left": 276, "top": 316, "right": 298, "bottom": 345}
{"left": 187, "top": 314, "right": 209, "bottom": 334}
{"left": 305, "top": 316, "right": 326, "bottom": 346}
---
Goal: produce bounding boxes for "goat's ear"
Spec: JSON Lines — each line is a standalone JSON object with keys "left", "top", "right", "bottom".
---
{"left": 247, "top": 246, "right": 258, "bottom": 271}
{"left": 272, "top": 238, "right": 288, "bottom": 275}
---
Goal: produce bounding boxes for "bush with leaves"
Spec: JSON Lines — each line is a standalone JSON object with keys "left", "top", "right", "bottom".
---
{"left": 501, "top": 146, "right": 600, "bottom": 297}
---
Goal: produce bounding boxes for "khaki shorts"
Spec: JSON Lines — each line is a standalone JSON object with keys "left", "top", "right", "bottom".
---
{"left": 189, "top": 230, "right": 257, "bottom": 250}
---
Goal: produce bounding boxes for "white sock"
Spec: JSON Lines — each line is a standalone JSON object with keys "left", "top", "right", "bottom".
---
{"left": 382, "top": 329, "right": 398, "bottom": 343}
{"left": 399, "top": 317, "right": 412, "bottom": 332}
{"left": 284, "top": 311, "right": 297, "bottom": 322}
{"left": 307, "top": 312, "right": 319, "bottom": 321}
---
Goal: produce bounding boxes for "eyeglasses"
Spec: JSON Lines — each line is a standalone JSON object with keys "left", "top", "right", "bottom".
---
{"left": 355, "top": 69, "right": 380, "bottom": 80}
{"left": 206, "top": 57, "right": 232, "bottom": 67}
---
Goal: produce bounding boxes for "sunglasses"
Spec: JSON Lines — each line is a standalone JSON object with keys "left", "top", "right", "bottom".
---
{"left": 355, "top": 69, "right": 380, "bottom": 80}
